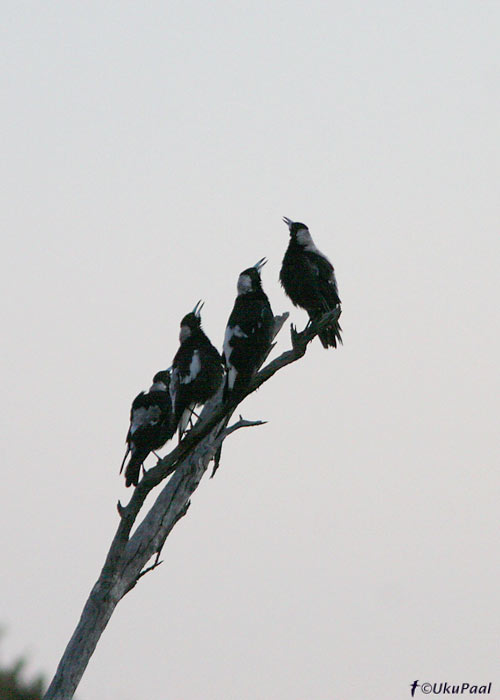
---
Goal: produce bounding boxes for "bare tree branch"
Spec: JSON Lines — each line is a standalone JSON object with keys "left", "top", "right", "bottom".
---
{"left": 43, "top": 307, "right": 341, "bottom": 700}
{"left": 222, "top": 416, "right": 268, "bottom": 437}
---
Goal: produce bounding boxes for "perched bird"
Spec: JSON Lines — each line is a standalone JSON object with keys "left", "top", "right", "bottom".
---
{"left": 280, "top": 217, "right": 342, "bottom": 348}
{"left": 223, "top": 257, "right": 274, "bottom": 398}
{"left": 170, "top": 301, "right": 224, "bottom": 437}
{"left": 120, "top": 369, "right": 173, "bottom": 488}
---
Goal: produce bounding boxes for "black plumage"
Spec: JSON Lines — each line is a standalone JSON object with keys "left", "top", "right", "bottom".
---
{"left": 170, "top": 301, "right": 224, "bottom": 437}
{"left": 280, "top": 216, "right": 342, "bottom": 348}
{"left": 120, "top": 369, "right": 173, "bottom": 487}
{"left": 223, "top": 258, "right": 274, "bottom": 398}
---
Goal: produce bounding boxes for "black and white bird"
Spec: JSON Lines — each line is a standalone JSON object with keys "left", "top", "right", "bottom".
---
{"left": 170, "top": 301, "right": 224, "bottom": 437}
{"left": 223, "top": 258, "right": 274, "bottom": 398}
{"left": 280, "top": 217, "right": 342, "bottom": 348}
{"left": 120, "top": 369, "right": 173, "bottom": 488}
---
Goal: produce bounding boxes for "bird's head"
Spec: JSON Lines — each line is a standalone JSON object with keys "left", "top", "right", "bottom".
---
{"left": 282, "top": 216, "right": 312, "bottom": 247}
{"left": 179, "top": 300, "right": 204, "bottom": 342}
{"left": 237, "top": 257, "right": 267, "bottom": 295}
{"left": 150, "top": 369, "right": 171, "bottom": 391}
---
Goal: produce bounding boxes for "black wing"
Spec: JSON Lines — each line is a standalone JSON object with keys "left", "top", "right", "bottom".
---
{"left": 304, "top": 251, "right": 341, "bottom": 310}
{"left": 224, "top": 293, "right": 273, "bottom": 393}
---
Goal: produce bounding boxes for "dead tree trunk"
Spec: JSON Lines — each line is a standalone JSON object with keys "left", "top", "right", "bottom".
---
{"left": 43, "top": 309, "right": 341, "bottom": 700}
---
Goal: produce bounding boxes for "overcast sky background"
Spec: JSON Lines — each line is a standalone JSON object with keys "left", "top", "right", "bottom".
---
{"left": 1, "top": 2, "right": 499, "bottom": 699}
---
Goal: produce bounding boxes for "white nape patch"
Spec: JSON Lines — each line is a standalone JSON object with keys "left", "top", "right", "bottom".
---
{"left": 237, "top": 274, "right": 252, "bottom": 295}
{"left": 149, "top": 380, "right": 167, "bottom": 392}
{"left": 179, "top": 325, "right": 191, "bottom": 343}
{"left": 296, "top": 228, "right": 330, "bottom": 260}
{"left": 180, "top": 350, "right": 201, "bottom": 384}
{"left": 130, "top": 406, "right": 161, "bottom": 434}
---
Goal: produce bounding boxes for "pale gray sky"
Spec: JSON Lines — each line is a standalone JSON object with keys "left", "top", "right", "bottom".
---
{"left": 1, "top": 2, "right": 499, "bottom": 699}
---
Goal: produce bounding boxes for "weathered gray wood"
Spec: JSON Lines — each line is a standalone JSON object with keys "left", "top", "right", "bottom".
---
{"left": 43, "top": 308, "right": 341, "bottom": 700}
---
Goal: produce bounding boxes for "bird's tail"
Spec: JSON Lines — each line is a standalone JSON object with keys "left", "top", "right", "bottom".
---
{"left": 119, "top": 447, "right": 130, "bottom": 475}
{"left": 318, "top": 322, "right": 343, "bottom": 348}
{"left": 123, "top": 448, "right": 148, "bottom": 488}
{"left": 317, "top": 308, "right": 343, "bottom": 349}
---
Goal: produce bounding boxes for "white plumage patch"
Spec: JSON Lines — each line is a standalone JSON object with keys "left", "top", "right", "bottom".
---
{"left": 223, "top": 326, "right": 232, "bottom": 363}
{"left": 149, "top": 380, "right": 167, "bottom": 392}
{"left": 130, "top": 406, "right": 162, "bottom": 434}
{"left": 179, "top": 325, "right": 191, "bottom": 343}
{"left": 227, "top": 365, "right": 237, "bottom": 391}
{"left": 169, "top": 368, "right": 180, "bottom": 405}
{"left": 179, "top": 402, "right": 196, "bottom": 436}
{"left": 233, "top": 325, "right": 248, "bottom": 338}
{"left": 224, "top": 325, "right": 248, "bottom": 390}
{"left": 297, "top": 228, "right": 331, "bottom": 262}
{"left": 180, "top": 350, "right": 201, "bottom": 384}
{"left": 223, "top": 324, "right": 247, "bottom": 360}
{"left": 237, "top": 274, "right": 252, "bottom": 295}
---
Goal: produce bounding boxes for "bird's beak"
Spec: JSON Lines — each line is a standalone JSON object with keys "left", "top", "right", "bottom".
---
{"left": 253, "top": 257, "right": 267, "bottom": 271}
{"left": 192, "top": 299, "right": 204, "bottom": 317}
{"left": 282, "top": 216, "right": 293, "bottom": 228}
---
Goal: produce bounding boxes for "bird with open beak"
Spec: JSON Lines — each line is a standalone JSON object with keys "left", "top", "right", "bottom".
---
{"left": 280, "top": 217, "right": 342, "bottom": 348}
{"left": 222, "top": 257, "right": 274, "bottom": 398}
{"left": 170, "top": 300, "right": 224, "bottom": 438}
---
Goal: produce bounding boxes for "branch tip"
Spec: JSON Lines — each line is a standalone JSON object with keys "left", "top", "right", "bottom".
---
{"left": 136, "top": 558, "right": 164, "bottom": 582}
